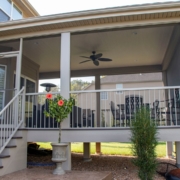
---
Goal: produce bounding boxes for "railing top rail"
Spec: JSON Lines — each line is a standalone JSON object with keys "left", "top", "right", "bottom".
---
{"left": 70, "top": 86, "right": 180, "bottom": 94}
{"left": 24, "top": 86, "right": 180, "bottom": 95}
{"left": 0, "top": 87, "right": 25, "bottom": 116}
{"left": 0, "top": 88, "right": 16, "bottom": 92}
{"left": 25, "top": 91, "right": 61, "bottom": 96}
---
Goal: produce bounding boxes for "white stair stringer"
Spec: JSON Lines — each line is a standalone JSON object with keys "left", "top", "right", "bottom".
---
{"left": 0, "top": 130, "right": 27, "bottom": 176}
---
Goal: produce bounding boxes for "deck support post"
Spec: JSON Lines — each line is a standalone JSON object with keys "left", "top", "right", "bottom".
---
{"left": 95, "top": 142, "right": 102, "bottom": 155}
{"left": 95, "top": 75, "right": 102, "bottom": 155}
{"left": 60, "top": 32, "right": 71, "bottom": 171}
{"left": 166, "top": 141, "right": 173, "bottom": 158}
{"left": 175, "top": 142, "right": 180, "bottom": 167}
{"left": 83, "top": 142, "right": 92, "bottom": 162}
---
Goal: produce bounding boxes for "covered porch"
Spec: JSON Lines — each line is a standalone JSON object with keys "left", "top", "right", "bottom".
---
{"left": 1, "top": 2, "right": 180, "bottom": 171}
{"left": 0, "top": 22, "right": 179, "bottom": 129}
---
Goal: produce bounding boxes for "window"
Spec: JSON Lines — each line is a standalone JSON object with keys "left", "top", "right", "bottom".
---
{"left": 101, "top": 91, "right": 108, "bottom": 100}
{"left": 0, "top": 9, "right": 10, "bottom": 22}
{"left": 116, "top": 84, "right": 123, "bottom": 94}
{"left": 0, "top": 0, "right": 11, "bottom": 16}
{"left": 26, "top": 79, "right": 35, "bottom": 93}
{"left": 0, "top": 0, "right": 22, "bottom": 21}
{"left": 14, "top": 75, "right": 36, "bottom": 93}
{"left": 12, "top": 4, "right": 22, "bottom": 20}
{"left": 0, "top": 66, "right": 6, "bottom": 111}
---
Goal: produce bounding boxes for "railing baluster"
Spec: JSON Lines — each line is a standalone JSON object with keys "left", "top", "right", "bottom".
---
{"left": 86, "top": 93, "right": 87, "bottom": 128}
{"left": 28, "top": 95, "right": 30, "bottom": 128}
{"left": 7, "top": 106, "right": 9, "bottom": 139}
{"left": 149, "top": 89, "right": 151, "bottom": 123}
{"left": 91, "top": 93, "right": 93, "bottom": 127}
{"left": 165, "top": 89, "right": 167, "bottom": 126}
{"left": 159, "top": 89, "right": 161, "bottom": 126}
{"left": 129, "top": 90, "right": 131, "bottom": 125}
{"left": 114, "top": 91, "right": 116, "bottom": 127}
{"left": 77, "top": 93, "right": 78, "bottom": 128}
{"left": 105, "top": 91, "right": 107, "bottom": 128}
{"left": 134, "top": 90, "right": 135, "bottom": 125}
{"left": 81, "top": 92, "right": 82, "bottom": 128}
{"left": 174, "top": 88, "right": 177, "bottom": 126}
{"left": 124, "top": 90, "right": 126, "bottom": 127}
{"left": 168, "top": 89, "right": 172, "bottom": 126}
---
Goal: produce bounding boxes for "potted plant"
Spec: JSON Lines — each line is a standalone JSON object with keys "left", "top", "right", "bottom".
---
{"left": 44, "top": 93, "right": 75, "bottom": 175}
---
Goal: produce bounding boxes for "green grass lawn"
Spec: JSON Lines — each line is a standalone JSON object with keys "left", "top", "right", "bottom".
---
{"left": 37, "top": 142, "right": 166, "bottom": 157}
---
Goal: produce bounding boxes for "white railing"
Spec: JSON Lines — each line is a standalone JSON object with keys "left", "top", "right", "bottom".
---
{"left": 0, "top": 87, "right": 25, "bottom": 154}
{"left": 25, "top": 92, "right": 60, "bottom": 128}
{"left": 70, "top": 86, "right": 180, "bottom": 128}
{"left": 24, "top": 86, "right": 180, "bottom": 129}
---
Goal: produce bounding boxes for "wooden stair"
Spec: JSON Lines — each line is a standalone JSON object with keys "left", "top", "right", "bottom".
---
{"left": 0, "top": 133, "right": 25, "bottom": 176}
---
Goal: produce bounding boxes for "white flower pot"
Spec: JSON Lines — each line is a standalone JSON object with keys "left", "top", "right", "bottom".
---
{"left": 51, "top": 142, "right": 68, "bottom": 175}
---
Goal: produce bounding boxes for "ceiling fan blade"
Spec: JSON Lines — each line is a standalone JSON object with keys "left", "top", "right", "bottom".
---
{"left": 93, "top": 60, "right": 99, "bottom": 66}
{"left": 79, "top": 60, "right": 91, "bottom": 64}
{"left": 80, "top": 56, "right": 91, "bottom": 59}
{"left": 94, "top": 53, "right": 102, "bottom": 59}
{"left": 98, "top": 58, "right": 112, "bottom": 61}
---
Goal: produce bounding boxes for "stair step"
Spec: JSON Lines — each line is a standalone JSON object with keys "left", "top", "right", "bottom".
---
{"left": 12, "top": 136, "right": 22, "bottom": 139}
{"left": 0, "top": 166, "right": 3, "bottom": 169}
{"left": 0, "top": 136, "right": 22, "bottom": 139}
{"left": 5, "top": 145, "right": 17, "bottom": 148}
{"left": 0, "top": 155, "right": 10, "bottom": 159}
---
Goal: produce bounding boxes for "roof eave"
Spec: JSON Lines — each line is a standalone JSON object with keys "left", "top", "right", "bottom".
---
{"left": 1, "top": 1, "right": 180, "bottom": 28}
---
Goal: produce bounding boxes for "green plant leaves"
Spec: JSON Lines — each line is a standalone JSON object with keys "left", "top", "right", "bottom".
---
{"left": 130, "top": 107, "right": 158, "bottom": 180}
{"left": 44, "top": 95, "right": 75, "bottom": 123}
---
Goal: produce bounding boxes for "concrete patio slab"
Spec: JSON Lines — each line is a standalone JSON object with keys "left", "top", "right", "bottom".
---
{"left": 1, "top": 168, "right": 112, "bottom": 180}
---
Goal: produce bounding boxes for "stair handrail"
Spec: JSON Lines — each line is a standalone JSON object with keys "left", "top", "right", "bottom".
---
{"left": 0, "top": 87, "right": 25, "bottom": 154}
{"left": 0, "top": 87, "right": 25, "bottom": 116}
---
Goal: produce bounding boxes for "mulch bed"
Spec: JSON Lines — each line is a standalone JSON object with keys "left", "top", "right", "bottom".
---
{"left": 27, "top": 153, "right": 176, "bottom": 180}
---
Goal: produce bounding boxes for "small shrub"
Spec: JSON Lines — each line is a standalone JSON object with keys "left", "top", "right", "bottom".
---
{"left": 130, "top": 107, "right": 158, "bottom": 180}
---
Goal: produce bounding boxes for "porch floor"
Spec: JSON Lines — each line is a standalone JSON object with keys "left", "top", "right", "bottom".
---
{"left": 1, "top": 169, "right": 111, "bottom": 180}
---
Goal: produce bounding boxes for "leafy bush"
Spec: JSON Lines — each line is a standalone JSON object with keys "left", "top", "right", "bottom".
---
{"left": 130, "top": 107, "right": 158, "bottom": 180}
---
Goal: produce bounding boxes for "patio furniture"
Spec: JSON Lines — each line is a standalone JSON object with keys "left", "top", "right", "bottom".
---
{"left": 110, "top": 101, "right": 125, "bottom": 127}
{"left": 70, "top": 106, "right": 82, "bottom": 127}
{"left": 26, "top": 104, "right": 95, "bottom": 128}
{"left": 125, "top": 95, "right": 143, "bottom": 121}
{"left": 82, "top": 109, "right": 94, "bottom": 127}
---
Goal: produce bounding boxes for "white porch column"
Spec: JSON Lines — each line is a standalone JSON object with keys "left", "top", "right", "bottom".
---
{"left": 175, "top": 142, "right": 180, "bottom": 167}
{"left": 166, "top": 141, "right": 173, "bottom": 158}
{"left": 95, "top": 75, "right": 102, "bottom": 155}
{"left": 60, "top": 32, "right": 71, "bottom": 171}
{"left": 83, "top": 142, "right": 92, "bottom": 162}
{"left": 16, "top": 38, "right": 23, "bottom": 93}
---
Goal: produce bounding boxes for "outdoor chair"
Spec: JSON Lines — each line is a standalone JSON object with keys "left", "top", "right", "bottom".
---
{"left": 110, "top": 101, "right": 125, "bottom": 127}
{"left": 70, "top": 106, "right": 82, "bottom": 127}
{"left": 125, "top": 95, "right": 143, "bottom": 121}
{"left": 169, "top": 89, "right": 180, "bottom": 125}
{"left": 82, "top": 109, "right": 94, "bottom": 127}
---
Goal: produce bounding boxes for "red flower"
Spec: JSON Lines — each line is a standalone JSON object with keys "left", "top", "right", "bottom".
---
{"left": 46, "top": 93, "right": 52, "bottom": 99}
{"left": 58, "top": 100, "right": 64, "bottom": 106}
